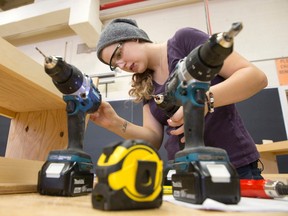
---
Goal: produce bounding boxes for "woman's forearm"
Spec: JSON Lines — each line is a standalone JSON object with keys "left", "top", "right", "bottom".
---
{"left": 107, "top": 115, "right": 163, "bottom": 149}
{"left": 211, "top": 66, "right": 267, "bottom": 108}
{"left": 210, "top": 52, "right": 268, "bottom": 108}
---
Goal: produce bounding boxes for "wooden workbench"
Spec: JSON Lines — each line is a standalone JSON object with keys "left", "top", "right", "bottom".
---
{"left": 0, "top": 193, "right": 287, "bottom": 216}
{"left": 256, "top": 140, "right": 288, "bottom": 174}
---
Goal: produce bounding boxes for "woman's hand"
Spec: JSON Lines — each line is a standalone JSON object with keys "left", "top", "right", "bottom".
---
{"left": 90, "top": 101, "right": 118, "bottom": 129}
{"left": 167, "top": 106, "right": 185, "bottom": 143}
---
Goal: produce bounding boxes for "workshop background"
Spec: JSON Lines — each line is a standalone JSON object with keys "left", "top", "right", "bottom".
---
{"left": 0, "top": 0, "right": 288, "bottom": 171}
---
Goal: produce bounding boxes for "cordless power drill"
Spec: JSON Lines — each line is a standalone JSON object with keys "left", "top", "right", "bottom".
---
{"left": 36, "top": 48, "right": 102, "bottom": 196}
{"left": 153, "top": 22, "right": 243, "bottom": 204}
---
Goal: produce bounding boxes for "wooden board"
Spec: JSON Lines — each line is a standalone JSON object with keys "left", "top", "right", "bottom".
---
{"left": 256, "top": 141, "right": 288, "bottom": 154}
{"left": 0, "top": 157, "right": 44, "bottom": 184}
{"left": 0, "top": 157, "right": 44, "bottom": 194}
{"left": 256, "top": 141, "right": 288, "bottom": 174}
{"left": 0, "top": 183, "right": 37, "bottom": 194}
{"left": 5, "top": 109, "right": 68, "bottom": 161}
{"left": 0, "top": 37, "right": 65, "bottom": 118}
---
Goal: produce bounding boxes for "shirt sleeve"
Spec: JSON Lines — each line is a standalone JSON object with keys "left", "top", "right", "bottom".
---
{"left": 168, "top": 27, "right": 210, "bottom": 72}
{"left": 175, "top": 27, "right": 209, "bottom": 54}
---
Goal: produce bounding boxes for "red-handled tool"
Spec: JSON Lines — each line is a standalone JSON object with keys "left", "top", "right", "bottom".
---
{"left": 240, "top": 179, "right": 288, "bottom": 199}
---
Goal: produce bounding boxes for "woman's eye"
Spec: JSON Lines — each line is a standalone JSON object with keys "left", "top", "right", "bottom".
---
{"left": 116, "top": 50, "right": 122, "bottom": 60}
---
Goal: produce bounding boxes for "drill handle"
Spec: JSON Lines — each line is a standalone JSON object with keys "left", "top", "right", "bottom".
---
{"left": 66, "top": 100, "right": 86, "bottom": 150}
{"left": 182, "top": 87, "right": 206, "bottom": 149}
{"left": 67, "top": 111, "right": 86, "bottom": 150}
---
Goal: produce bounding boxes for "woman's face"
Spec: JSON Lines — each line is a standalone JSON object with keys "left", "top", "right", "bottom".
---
{"left": 101, "top": 40, "right": 147, "bottom": 73}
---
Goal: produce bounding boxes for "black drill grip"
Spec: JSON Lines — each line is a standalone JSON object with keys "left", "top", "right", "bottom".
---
{"left": 182, "top": 88, "right": 206, "bottom": 149}
{"left": 67, "top": 109, "right": 86, "bottom": 150}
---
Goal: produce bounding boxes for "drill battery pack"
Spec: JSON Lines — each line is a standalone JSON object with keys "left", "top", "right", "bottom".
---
{"left": 38, "top": 149, "right": 94, "bottom": 196}
{"left": 92, "top": 139, "right": 163, "bottom": 211}
{"left": 172, "top": 160, "right": 241, "bottom": 204}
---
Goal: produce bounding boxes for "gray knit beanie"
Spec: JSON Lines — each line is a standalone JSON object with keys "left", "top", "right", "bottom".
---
{"left": 96, "top": 18, "right": 152, "bottom": 64}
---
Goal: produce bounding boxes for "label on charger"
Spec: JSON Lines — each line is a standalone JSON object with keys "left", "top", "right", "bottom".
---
{"left": 46, "top": 163, "right": 65, "bottom": 178}
{"left": 206, "top": 164, "right": 231, "bottom": 183}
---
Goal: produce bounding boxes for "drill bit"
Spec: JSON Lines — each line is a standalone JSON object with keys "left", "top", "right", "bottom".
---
{"left": 35, "top": 46, "right": 47, "bottom": 58}
{"left": 35, "top": 46, "right": 56, "bottom": 67}
{"left": 224, "top": 22, "right": 243, "bottom": 41}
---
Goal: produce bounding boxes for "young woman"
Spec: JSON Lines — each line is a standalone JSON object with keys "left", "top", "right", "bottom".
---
{"left": 90, "top": 18, "right": 268, "bottom": 179}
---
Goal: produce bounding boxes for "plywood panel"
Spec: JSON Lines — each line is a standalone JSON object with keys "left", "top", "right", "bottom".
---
{"left": 256, "top": 141, "right": 288, "bottom": 174}
{"left": 0, "top": 183, "right": 37, "bottom": 194}
{"left": 0, "top": 157, "right": 43, "bottom": 184}
{"left": 5, "top": 109, "right": 68, "bottom": 161}
{"left": 0, "top": 157, "right": 44, "bottom": 194}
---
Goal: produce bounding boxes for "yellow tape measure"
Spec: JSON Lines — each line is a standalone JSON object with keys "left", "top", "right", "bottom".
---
{"left": 92, "top": 139, "right": 163, "bottom": 210}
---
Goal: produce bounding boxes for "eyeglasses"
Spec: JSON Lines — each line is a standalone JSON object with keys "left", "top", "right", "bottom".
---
{"left": 109, "top": 42, "right": 123, "bottom": 71}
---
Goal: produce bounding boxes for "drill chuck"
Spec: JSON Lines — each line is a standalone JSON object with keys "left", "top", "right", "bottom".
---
{"left": 44, "top": 56, "right": 73, "bottom": 84}
{"left": 185, "top": 22, "right": 243, "bottom": 82}
{"left": 44, "top": 56, "right": 86, "bottom": 95}
{"left": 276, "top": 182, "right": 288, "bottom": 196}
{"left": 44, "top": 56, "right": 57, "bottom": 69}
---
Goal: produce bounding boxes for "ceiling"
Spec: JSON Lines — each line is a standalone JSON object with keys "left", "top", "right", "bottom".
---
{"left": 0, "top": 0, "right": 201, "bottom": 46}
{"left": 0, "top": 0, "right": 147, "bottom": 11}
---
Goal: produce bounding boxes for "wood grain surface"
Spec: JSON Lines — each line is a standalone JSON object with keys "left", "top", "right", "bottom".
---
{"left": 5, "top": 109, "right": 68, "bottom": 160}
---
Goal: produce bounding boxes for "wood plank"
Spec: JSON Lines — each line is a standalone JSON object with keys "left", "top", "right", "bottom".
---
{"left": 5, "top": 109, "right": 68, "bottom": 161}
{"left": 69, "top": 0, "right": 101, "bottom": 48}
{"left": 0, "top": 157, "right": 43, "bottom": 194}
{"left": 0, "top": 106, "right": 16, "bottom": 118}
{"left": 0, "top": 37, "right": 65, "bottom": 113}
{"left": 0, "top": 183, "right": 37, "bottom": 194}
{"left": 259, "top": 152, "right": 279, "bottom": 174}
{"left": 0, "top": 157, "right": 44, "bottom": 184}
{"left": 256, "top": 140, "right": 288, "bottom": 174}
{"left": 0, "top": 0, "right": 102, "bottom": 48}
{"left": 0, "top": 0, "right": 71, "bottom": 38}
{"left": 256, "top": 140, "right": 288, "bottom": 154}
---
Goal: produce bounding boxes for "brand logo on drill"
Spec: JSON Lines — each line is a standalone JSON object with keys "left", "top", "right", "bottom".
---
{"left": 172, "top": 181, "right": 182, "bottom": 187}
{"left": 74, "top": 178, "right": 85, "bottom": 185}
{"left": 50, "top": 155, "right": 72, "bottom": 160}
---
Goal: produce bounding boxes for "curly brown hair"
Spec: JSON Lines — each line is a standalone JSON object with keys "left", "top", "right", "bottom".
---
{"left": 128, "top": 69, "right": 154, "bottom": 103}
